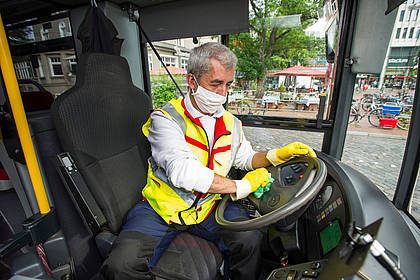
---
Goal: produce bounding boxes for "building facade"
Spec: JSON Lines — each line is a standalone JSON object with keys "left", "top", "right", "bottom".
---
{"left": 147, "top": 36, "right": 220, "bottom": 71}
{"left": 11, "top": 16, "right": 76, "bottom": 95}
{"left": 381, "top": 0, "right": 420, "bottom": 88}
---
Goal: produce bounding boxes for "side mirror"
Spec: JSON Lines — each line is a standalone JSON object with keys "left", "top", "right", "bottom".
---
{"left": 325, "top": 17, "right": 338, "bottom": 64}
{"left": 325, "top": 34, "right": 336, "bottom": 63}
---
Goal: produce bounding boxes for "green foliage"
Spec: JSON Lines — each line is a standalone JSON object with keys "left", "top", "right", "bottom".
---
{"left": 279, "top": 83, "right": 286, "bottom": 92}
{"left": 230, "top": 0, "right": 323, "bottom": 83}
{"left": 412, "top": 66, "right": 418, "bottom": 78}
{"left": 230, "top": 33, "right": 266, "bottom": 80}
{"left": 151, "top": 77, "right": 178, "bottom": 108}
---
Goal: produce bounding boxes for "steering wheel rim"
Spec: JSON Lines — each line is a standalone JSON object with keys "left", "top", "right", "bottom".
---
{"left": 215, "top": 156, "right": 327, "bottom": 231}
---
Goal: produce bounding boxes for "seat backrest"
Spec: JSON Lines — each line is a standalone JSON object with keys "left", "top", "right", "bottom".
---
{"left": 51, "top": 53, "right": 152, "bottom": 234}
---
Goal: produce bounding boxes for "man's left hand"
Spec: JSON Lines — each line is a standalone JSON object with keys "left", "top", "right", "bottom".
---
{"left": 266, "top": 142, "right": 316, "bottom": 166}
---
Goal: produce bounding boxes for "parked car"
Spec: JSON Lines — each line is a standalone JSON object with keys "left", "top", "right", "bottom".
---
{"left": 17, "top": 79, "right": 55, "bottom": 112}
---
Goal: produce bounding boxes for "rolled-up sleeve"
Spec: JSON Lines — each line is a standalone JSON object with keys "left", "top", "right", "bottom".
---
{"left": 146, "top": 111, "right": 214, "bottom": 193}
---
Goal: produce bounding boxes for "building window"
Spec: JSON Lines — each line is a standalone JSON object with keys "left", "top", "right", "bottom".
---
{"left": 14, "top": 61, "right": 36, "bottom": 79}
{"left": 331, "top": 1, "right": 337, "bottom": 13}
{"left": 49, "top": 57, "right": 63, "bottom": 76}
{"left": 148, "top": 54, "right": 153, "bottom": 70}
{"left": 396, "top": 28, "right": 401, "bottom": 39}
{"left": 416, "top": 29, "right": 420, "bottom": 38}
{"left": 400, "top": 10, "right": 405, "bottom": 21}
{"left": 161, "top": 55, "right": 177, "bottom": 67}
{"left": 411, "top": 9, "right": 418, "bottom": 21}
{"left": 406, "top": 10, "right": 412, "bottom": 21}
{"left": 41, "top": 27, "right": 49, "bottom": 40}
{"left": 59, "top": 22, "right": 68, "bottom": 37}
{"left": 176, "top": 39, "right": 184, "bottom": 47}
{"left": 181, "top": 58, "right": 188, "bottom": 70}
{"left": 409, "top": 27, "right": 415, "bottom": 38}
{"left": 402, "top": 27, "right": 408, "bottom": 39}
{"left": 41, "top": 22, "right": 52, "bottom": 41}
{"left": 69, "top": 58, "right": 77, "bottom": 74}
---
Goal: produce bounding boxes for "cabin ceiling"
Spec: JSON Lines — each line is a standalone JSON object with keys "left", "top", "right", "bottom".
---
{"left": 0, "top": 0, "right": 178, "bottom": 24}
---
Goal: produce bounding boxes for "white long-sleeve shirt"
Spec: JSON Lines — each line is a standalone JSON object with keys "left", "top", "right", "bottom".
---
{"left": 145, "top": 93, "right": 256, "bottom": 194}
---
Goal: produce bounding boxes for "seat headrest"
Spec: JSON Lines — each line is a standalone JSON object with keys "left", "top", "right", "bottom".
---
{"left": 75, "top": 52, "right": 133, "bottom": 86}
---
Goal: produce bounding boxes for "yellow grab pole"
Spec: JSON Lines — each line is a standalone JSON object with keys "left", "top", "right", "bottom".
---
{"left": 0, "top": 13, "right": 50, "bottom": 214}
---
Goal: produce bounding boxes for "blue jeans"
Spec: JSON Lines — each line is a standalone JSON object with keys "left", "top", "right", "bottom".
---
{"left": 122, "top": 199, "right": 250, "bottom": 238}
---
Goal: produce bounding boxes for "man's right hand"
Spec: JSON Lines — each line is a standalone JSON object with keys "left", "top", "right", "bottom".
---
{"left": 242, "top": 168, "right": 271, "bottom": 192}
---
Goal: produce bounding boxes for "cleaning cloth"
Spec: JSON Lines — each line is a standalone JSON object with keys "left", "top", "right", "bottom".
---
{"left": 254, "top": 177, "right": 274, "bottom": 198}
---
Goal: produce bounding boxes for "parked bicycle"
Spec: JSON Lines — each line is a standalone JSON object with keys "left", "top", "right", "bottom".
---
{"left": 348, "top": 98, "right": 382, "bottom": 127}
{"left": 395, "top": 104, "right": 413, "bottom": 130}
{"left": 228, "top": 97, "right": 268, "bottom": 115}
{"left": 359, "top": 92, "right": 400, "bottom": 112}
{"left": 351, "top": 102, "right": 405, "bottom": 129}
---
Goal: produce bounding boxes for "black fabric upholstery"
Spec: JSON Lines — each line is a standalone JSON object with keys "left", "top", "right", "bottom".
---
{"left": 153, "top": 232, "right": 223, "bottom": 280}
{"left": 102, "top": 231, "right": 223, "bottom": 280}
{"left": 51, "top": 53, "right": 152, "bottom": 234}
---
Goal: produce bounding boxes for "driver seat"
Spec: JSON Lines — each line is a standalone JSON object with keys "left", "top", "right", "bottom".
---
{"left": 51, "top": 53, "right": 223, "bottom": 279}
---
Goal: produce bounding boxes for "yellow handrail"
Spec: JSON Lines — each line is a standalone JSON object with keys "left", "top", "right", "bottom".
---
{"left": 0, "top": 13, "right": 50, "bottom": 214}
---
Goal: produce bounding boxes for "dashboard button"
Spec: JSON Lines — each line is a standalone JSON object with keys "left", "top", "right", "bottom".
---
{"left": 302, "top": 270, "right": 319, "bottom": 278}
{"left": 310, "top": 262, "right": 321, "bottom": 270}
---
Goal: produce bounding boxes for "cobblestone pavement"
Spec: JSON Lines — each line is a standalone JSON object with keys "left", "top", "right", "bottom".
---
{"left": 243, "top": 126, "right": 420, "bottom": 222}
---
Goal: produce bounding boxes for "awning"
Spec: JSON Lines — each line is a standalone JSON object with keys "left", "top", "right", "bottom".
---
{"left": 150, "top": 66, "right": 187, "bottom": 75}
{"left": 394, "top": 75, "right": 412, "bottom": 78}
{"left": 273, "top": 65, "right": 326, "bottom": 77}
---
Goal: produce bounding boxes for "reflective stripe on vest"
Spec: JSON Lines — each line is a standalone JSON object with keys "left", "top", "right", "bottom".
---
{"left": 142, "top": 98, "right": 242, "bottom": 224}
{"left": 148, "top": 156, "right": 217, "bottom": 207}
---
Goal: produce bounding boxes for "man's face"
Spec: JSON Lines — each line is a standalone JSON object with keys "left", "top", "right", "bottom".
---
{"left": 188, "top": 58, "right": 234, "bottom": 97}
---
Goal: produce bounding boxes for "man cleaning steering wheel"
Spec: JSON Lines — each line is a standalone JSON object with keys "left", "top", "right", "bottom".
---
{"left": 103, "top": 42, "right": 315, "bottom": 280}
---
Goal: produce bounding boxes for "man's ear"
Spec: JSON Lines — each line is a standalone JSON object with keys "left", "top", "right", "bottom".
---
{"left": 186, "top": 73, "right": 197, "bottom": 92}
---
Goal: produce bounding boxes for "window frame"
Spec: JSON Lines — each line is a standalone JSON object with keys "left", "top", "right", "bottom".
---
{"left": 161, "top": 55, "right": 177, "bottom": 67}
{"left": 49, "top": 56, "right": 64, "bottom": 77}
{"left": 400, "top": 10, "right": 405, "bottom": 22}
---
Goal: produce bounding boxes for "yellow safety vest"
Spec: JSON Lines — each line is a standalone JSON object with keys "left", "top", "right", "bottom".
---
{"left": 142, "top": 98, "right": 243, "bottom": 225}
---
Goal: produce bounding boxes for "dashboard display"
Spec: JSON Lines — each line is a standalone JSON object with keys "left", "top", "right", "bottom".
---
{"left": 320, "top": 219, "right": 342, "bottom": 255}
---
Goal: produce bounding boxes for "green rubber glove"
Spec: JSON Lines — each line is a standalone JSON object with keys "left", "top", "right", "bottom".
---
{"left": 254, "top": 177, "right": 274, "bottom": 198}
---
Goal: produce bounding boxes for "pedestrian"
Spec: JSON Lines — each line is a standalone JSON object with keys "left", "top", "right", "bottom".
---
{"left": 102, "top": 42, "right": 316, "bottom": 280}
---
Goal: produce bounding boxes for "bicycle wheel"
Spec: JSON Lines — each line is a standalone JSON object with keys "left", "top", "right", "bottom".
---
{"left": 368, "top": 108, "right": 383, "bottom": 127}
{"left": 360, "top": 97, "right": 372, "bottom": 112}
{"left": 236, "top": 102, "right": 251, "bottom": 114}
{"left": 348, "top": 106, "right": 358, "bottom": 124}
{"left": 396, "top": 113, "right": 411, "bottom": 130}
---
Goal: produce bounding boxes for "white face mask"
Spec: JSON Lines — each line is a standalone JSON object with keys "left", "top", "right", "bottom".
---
{"left": 191, "top": 76, "right": 227, "bottom": 114}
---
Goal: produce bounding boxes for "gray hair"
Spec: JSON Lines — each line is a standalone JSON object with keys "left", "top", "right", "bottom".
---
{"left": 187, "top": 42, "right": 237, "bottom": 81}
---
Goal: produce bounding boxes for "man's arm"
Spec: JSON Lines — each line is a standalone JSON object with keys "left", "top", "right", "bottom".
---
{"left": 251, "top": 151, "right": 271, "bottom": 169}
{"left": 207, "top": 174, "right": 236, "bottom": 194}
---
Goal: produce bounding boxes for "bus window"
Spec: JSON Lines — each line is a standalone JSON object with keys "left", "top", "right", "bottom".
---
{"left": 225, "top": 1, "right": 329, "bottom": 120}
{"left": 6, "top": 12, "right": 77, "bottom": 100}
{"left": 243, "top": 126, "right": 323, "bottom": 154}
{"left": 343, "top": 1, "right": 419, "bottom": 222}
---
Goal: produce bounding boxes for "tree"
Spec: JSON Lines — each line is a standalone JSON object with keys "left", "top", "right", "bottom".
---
{"left": 231, "top": 0, "right": 322, "bottom": 98}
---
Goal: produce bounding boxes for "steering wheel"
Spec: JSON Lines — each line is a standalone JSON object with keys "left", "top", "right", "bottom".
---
{"left": 215, "top": 156, "right": 327, "bottom": 231}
